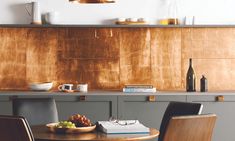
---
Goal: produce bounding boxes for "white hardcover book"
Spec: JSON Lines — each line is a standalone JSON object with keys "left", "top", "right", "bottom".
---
{"left": 123, "top": 88, "right": 157, "bottom": 93}
{"left": 97, "top": 120, "right": 150, "bottom": 134}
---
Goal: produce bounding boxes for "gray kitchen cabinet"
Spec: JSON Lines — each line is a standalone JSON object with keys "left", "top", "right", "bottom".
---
{"left": 0, "top": 96, "right": 12, "bottom": 115}
{"left": 118, "top": 95, "right": 186, "bottom": 133}
{"left": 0, "top": 92, "right": 235, "bottom": 141}
{"left": 187, "top": 95, "right": 235, "bottom": 141}
{"left": 55, "top": 95, "right": 117, "bottom": 123}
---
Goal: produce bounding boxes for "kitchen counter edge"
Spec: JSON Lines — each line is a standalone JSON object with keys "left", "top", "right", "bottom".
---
{"left": 0, "top": 91, "right": 234, "bottom": 96}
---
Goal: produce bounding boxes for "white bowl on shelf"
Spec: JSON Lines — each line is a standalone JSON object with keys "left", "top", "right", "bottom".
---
{"left": 29, "top": 82, "right": 53, "bottom": 91}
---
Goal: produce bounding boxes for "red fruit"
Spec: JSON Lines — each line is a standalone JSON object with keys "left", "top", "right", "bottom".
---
{"left": 68, "top": 114, "right": 92, "bottom": 127}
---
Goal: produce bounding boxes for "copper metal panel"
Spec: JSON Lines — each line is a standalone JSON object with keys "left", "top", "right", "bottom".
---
{"left": 151, "top": 28, "right": 182, "bottom": 90}
{"left": 0, "top": 28, "right": 27, "bottom": 90}
{"left": 0, "top": 27, "right": 235, "bottom": 91}
{"left": 77, "top": 59, "right": 119, "bottom": 89}
{"left": 119, "top": 28, "right": 151, "bottom": 87}
{"left": 26, "top": 28, "right": 57, "bottom": 85}
{"left": 182, "top": 28, "right": 235, "bottom": 59}
{"left": 181, "top": 28, "right": 235, "bottom": 90}
{"left": 62, "top": 28, "right": 119, "bottom": 59}
{"left": 56, "top": 58, "right": 119, "bottom": 90}
{"left": 57, "top": 28, "right": 120, "bottom": 90}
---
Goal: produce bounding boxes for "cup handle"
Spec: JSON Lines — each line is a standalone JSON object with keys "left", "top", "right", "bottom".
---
{"left": 58, "top": 85, "right": 63, "bottom": 91}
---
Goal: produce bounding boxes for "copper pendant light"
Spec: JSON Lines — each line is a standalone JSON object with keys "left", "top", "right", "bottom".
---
{"left": 69, "top": 0, "right": 115, "bottom": 4}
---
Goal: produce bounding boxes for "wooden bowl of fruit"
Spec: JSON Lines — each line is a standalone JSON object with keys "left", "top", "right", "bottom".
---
{"left": 46, "top": 114, "right": 96, "bottom": 134}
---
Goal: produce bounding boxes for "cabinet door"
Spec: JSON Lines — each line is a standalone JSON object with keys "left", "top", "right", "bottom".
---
{"left": 118, "top": 95, "right": 186, "bottom": 131}
{"left": 0, "top": 96, "right": 12, "bottom": 115}
{"left": 188, "top": 95, "right": 235, "bottom": 141}
{"left": 55, "top": 96, "right": 117, "bottom": 122}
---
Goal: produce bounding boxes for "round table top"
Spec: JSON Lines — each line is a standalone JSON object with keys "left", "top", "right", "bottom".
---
{"left": 31, "top": 125, "right": 159, "bottom": 141}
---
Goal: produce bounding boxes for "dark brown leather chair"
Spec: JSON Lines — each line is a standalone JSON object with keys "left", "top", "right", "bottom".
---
{"left": 12, "top": 98, "right": 59, "bottom": 126}
{"left": 0, "top": 115, "right": 34, "bottom": 141}
{"left": 159, "top": 101, "right": 203, "bottom": 141}
{"left": 163, "top": 114, "right": 217, "bottom": 141}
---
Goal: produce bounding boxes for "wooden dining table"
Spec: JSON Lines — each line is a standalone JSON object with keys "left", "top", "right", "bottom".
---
{"left": 31, "top": 125, "right": 159, "bottom": 141}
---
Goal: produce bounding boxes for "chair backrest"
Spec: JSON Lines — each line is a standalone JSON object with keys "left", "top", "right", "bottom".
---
{"left": 12, "top": 98, "right": 59, "bottom": 126}
{"left": 0, "top": 115, "right": 34, "bottom": 141}
{"left": 163, "top": 114, "right": 217, "bottom": 141}
{"left": 159, "top": 101, "right": 203, "bottom": 141}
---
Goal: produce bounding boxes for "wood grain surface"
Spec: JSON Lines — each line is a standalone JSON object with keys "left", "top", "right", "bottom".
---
{"left": 0, "top": 27, "right": 235, "bottom": 91}
{"left": 163, "top": 114, "right": 216, "bottom": 141}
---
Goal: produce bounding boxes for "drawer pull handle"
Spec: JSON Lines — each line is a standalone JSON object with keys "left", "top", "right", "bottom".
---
{"left": 79, "top": 96, "right": 86, "bottom": 101}
{"left": 216, "top": 96, "right": 224, "bottom": 102}
{"left": 148, "top": 96, "right": 156, "bottom": 102}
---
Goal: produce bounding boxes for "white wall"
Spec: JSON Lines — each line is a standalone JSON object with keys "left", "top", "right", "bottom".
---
{"left": 1, "top": 0, "right": 235, "bottom": 24}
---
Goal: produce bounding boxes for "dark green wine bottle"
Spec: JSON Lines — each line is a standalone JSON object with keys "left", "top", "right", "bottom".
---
{"left": 186, "top": 58, "right": 196, "bottom": 92}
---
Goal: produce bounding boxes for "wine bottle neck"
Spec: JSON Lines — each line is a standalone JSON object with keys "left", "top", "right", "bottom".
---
{"left": 189, "top": 58, "right": 192, "bottom": 66}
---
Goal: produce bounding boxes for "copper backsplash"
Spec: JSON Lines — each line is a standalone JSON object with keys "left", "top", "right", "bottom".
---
{"left": 0, "top": 27, "right": 235, "bottom": 91}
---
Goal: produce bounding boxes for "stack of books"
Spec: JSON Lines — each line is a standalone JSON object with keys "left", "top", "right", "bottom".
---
{"left": 123, "top": 84, "right": 156, "bottom": 93}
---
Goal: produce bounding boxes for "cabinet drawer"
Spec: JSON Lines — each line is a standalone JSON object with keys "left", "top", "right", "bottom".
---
{"left": 119, "top": 95, "right": 186, "bottom": 102}
{"left": 187, "top": 95, "right": 235, "bottom": 102}
{"left": 56, "top": 96, "right": 117, "bottom": 122}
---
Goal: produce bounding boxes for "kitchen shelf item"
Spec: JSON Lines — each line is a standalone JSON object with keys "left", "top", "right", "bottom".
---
{"left": 200, "top": 75, "right": 208, "bottom": 92}
{"left": 186, "top": 58, "right": 196, "bottom": 92}
{"left": 159, "top": 18, "right": 179, "bottom": 25}
{"left": 115, "top": 21, "right": 147, "bottom": 25}
{"left": 25, "top": 2, "right": 42, "bottom": 25}
{"left": 29, "top": 82, "right": 53, "bottom": 91}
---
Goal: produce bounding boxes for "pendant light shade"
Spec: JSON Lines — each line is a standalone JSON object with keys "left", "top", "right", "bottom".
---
{"left": 69, "top": 0, "right": 115, "bottom": 4}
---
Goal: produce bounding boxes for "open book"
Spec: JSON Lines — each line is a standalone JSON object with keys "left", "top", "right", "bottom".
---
{"left": 97, "top": 120, "right": 150, "bottom": 134}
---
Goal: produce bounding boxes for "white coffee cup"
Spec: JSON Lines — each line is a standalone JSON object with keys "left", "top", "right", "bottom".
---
{"left": 77, "top": 84, "right": 88, "bottom": 92}
{"left": 45, "top": 12, "right": 59, "bottom": 24}
{"left": 58, "top": 84, "right": 73, "bottom": 91}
